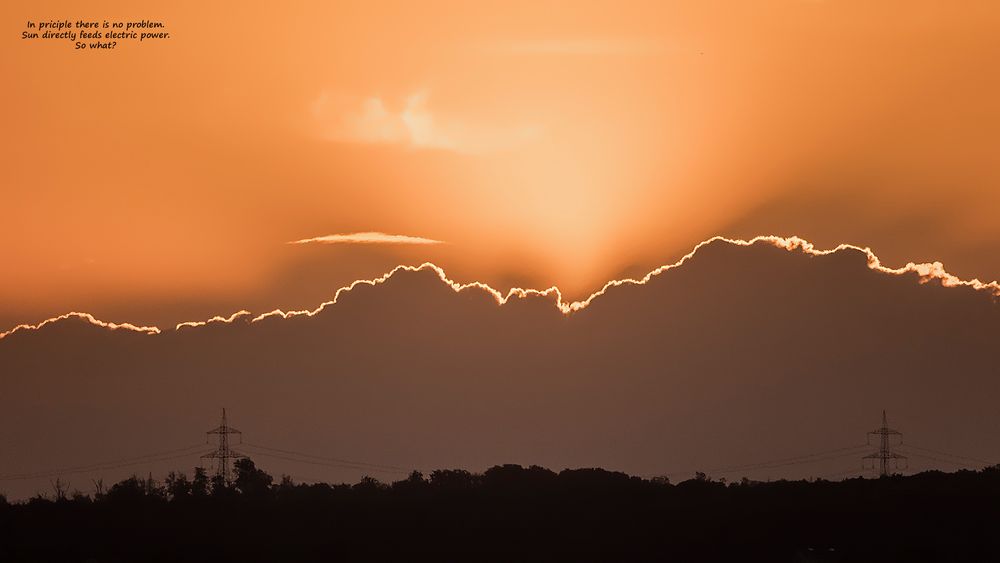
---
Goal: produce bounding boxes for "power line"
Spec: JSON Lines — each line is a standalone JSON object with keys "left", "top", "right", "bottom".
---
{"left": 712, "top": 448, "right": 869, "bottom": 475}
{"left": 243, "top": 442, "right": 410, "bottom": 472}
{"left": 656, "top": 444, "right": 869, "bottom": 478}
{"left": 815, "top": 466, "right": 864, "bottom": 480}
{"left": 901, "top": 443, "right": 996, "bottom": 467}
{"left": 9, "top": 409, "right": 998, "bottom": 489}
{"left": 244, "top": 449, "right": 410, "bottom": 475}
{"left": 0, "top": 449, "right": 210, "bottom": 482}
{"left": 897, "top": 449, "right": 979, "bottom": 468}
{"left": 862, "top": 410, "right": 906, "bottom": 477}
{"left": 0, "top": 444, "right": 206, "bottom": 480}
{"left": 711, "top": 444, "right": 869, "bottom": 473}
{"left": 201, "top": 408, "right": 246, "bottom": 484}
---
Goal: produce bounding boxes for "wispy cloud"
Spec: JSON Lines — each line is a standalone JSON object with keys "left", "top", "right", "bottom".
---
{"left": 311, "top": 90, "right": 540, "bottom": 154}
{"left": 288, "top": 232, "right": 445, "bottom": 246}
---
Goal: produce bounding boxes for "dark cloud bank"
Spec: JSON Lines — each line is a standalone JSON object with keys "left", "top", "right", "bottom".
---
{"left": 1, "top": 240, "right": 998, "bottom": 499}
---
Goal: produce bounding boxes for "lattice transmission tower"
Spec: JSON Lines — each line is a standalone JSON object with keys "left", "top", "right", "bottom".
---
{"left": 201, "top": 408, "right": 247, "bottom": 483}
{"left": 863, "top": 410, "right": 907, "bottom": 477}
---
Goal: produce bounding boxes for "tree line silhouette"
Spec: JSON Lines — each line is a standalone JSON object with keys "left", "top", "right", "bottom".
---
{"left": 3, "top": 458, "right": 1000, "bottom": 562}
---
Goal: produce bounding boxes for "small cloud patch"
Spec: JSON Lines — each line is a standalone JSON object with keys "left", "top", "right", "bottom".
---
{"left": 288, "top": 232, "right": 445, "bottom": 246}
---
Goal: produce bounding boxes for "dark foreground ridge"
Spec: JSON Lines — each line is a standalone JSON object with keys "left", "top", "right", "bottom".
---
{"left": 3, "top": 460, "right": 1000, "bottom": 563}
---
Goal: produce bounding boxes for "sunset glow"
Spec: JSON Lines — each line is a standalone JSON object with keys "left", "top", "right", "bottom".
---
{"left": 6, "top": 4, "right": 1000, "bottom": 552}
{"left": 5, "top": 1, "right": 1000, "bottom": 332}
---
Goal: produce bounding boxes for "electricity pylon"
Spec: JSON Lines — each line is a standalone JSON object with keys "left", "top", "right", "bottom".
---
{"left": 863, "top": 410, "right": 907, "bottom": 477}
{"left": 201, "top": 408, "right": 247, "bottom": 484}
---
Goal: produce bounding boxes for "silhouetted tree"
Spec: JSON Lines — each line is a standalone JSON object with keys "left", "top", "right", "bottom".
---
{"left": 392, "top": 470, "right": 428, "bottom": 495}
{"left": 143, "top": 474, "right": 166, "bottom": 500}
{"left": 210, "top": 473, "right": 232, "bottom": 497}
{"left": 165, "top": 471, "right": 192, "bottom": 499}
{"left": 191, "top": 467, "right": 210, "bottom": 497}
{"left": 353, "top": 475, "right": 386, "bottom": 494}
{"left": 273, "top": 474, "right": 296, "bottom": 498}
{"left": 106, "top": 476, "right": 145, "bottom": 503}
{"left": 429, "top": 468, "right": 478, "bottom": 490}
{"left": 484, "top": 464, "right": 557, "bottom": 490}
{"left": 49, "top": 478, "right": 70, "bottom": 502}
{"left": 5, "top": 464, "right": 1000, "bottom": 562}
{"left": 234, "top": 458, "right": 273, "bottom": 498}
{"left": 91, "top": 478, "right": 106, "bottom": 501}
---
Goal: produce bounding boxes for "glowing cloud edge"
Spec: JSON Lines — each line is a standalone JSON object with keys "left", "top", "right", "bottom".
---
{"left": 0, "top": 312, "right": 162, "bottom": 340}
{"left": 2, "top": 235, "right": 998, "bottom": 341}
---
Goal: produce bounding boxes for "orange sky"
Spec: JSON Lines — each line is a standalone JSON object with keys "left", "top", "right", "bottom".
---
{"left": 4, "top": 0, "right": 1000, "bottom": 329}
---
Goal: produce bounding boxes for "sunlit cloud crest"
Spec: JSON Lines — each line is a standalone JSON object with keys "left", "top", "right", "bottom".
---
{"left": 2, "top": 235, "right": 999, "bottom": 341}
